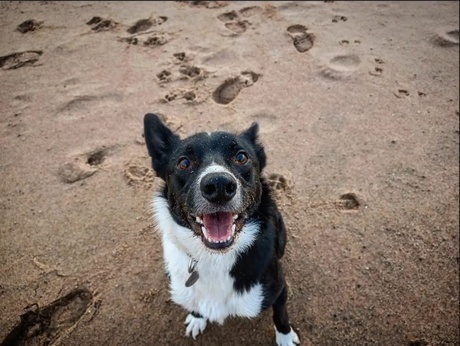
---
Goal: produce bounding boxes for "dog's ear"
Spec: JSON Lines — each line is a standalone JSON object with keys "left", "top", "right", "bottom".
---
{"left": 144, "top": 113, "right": 180, "bottom": 180}
{"left": 241, "top": 122, "right": 266, "bottom": 171}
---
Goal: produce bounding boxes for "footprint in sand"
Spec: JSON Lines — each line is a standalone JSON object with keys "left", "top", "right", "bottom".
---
{"left": 224, "top": 21, "right": 250, "bottom": 34}
{"left": 267, "top": 173, "right": 291, "bottom": 192}
{"left": 16, "top": 19, "right": 43, "bottom": 33}
{"left": 394, "top": 88, "right": 410, "bottom": 98}
{"left": 119, "top": 33, "right": 169, "bottom": 46}
{"left": 287, "top": 24, "right": 315, "bottom": 53}
{"left": 320, "top": 54, "right": 361, "bottom": 79}
{"left": 330, "top": 54, "right": 360, "bottom": 68}
{"left": 86, "top": 147, "right": 109, "bottom": 166}
{"left": 217, "top": 10, "right": 249, "bottom": 35}
{"left": 212, "top": 71, "right": 260, "bottom": 105}
{"left": 335, "top": 193, "right": 361, "bottom": 211}
{"left": 173, "top": 52, "right": 188, "bottom": 62}
{"left": 239, "top": 6, "right": 263, "bottom": 18}
{"left": 369, "top": 57, "right": 384, "bottom": 76}
{"left": 369, "top": 66, "right": 383, "bottom": 76}
{"left": 217, "top": 6, "right": 262, "bottom": 35}
{"left": 56, "top": 93, "right": 123, "bottom": 119}
{"left": 217, "top": 10, "right": 239, "bottom": 22}
{"left": 339, "top": 39, "right": 361, "bottom": 46}
{"left": 332, "top": 15, "right": 348, "bottom": 23}
{"left": 143, "top": 34, "right": 168, "bottom": 46}
{"left": 58, "top": 147, "right": 111, "bottom": 183}
{"left": 0, "top": 287, "right": 93, "bottom": 346}
{"left": 431, "top": 28, "right": 459, "bottom": 47}
{"left": 179, "top": 65, "right": 207, "bottom": 80}
{"left": 157, "top": 69, "right": 172, "bottom": 83}
{"left": 126, "top": 16, "right": 167, "bottom": 34}
{"left": 162, "top": 89, "right": 199, "bottom": 103}
{"left": 57, "top": 161, "right": 96, "bottom": 184}
{"left": 0, "top": 50, "right": 43, "bottom": 70}
{"left": 156, "top": 51, "right": 204, "bottom": 89}
{"left": 157, "top": 65, "right": 205, "bottom": 84}
{"left": 86, "top": 16, "right": 118, "bottom": 31}
{"left": 176, "top": 1, "right": 228, "bottom": 9}
{"left": 124, "top": 160, "right": 154, "bottom": 188}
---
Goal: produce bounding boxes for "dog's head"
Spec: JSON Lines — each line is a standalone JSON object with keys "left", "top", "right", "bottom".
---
{"left": 144, "top": 113, "right": 266, "bottom": 252}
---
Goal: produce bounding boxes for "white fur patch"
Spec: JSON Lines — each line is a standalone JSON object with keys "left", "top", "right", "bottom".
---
{"left": 153, "top": 195, "right": 263, "bottom": 324}
{"left": 184, "top": 313, "right": 207, "bottom": 339}
{"left": 197, "top": 163, "right": 234, "bottom": 179}
{"left": 275, "top": 327, "right": 300, "bottom": 346}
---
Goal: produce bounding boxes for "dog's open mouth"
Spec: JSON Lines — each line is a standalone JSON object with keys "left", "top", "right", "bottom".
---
{"left": 192, "top": 212, "right": 243, "bottom": 250}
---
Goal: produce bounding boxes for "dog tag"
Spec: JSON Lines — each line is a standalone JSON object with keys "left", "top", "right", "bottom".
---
{"left": 185, "top": 270, "right": 199, "bottom": 287}
{"left": 185, "top": 258, "right": 199, "bottom": 287}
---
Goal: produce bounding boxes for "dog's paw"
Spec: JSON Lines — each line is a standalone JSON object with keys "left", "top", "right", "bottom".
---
{"left": 275, "top": 327, "right": 300, "bottom": 346}
{"left": 184, "top": 313, "right": 207, "bottom": 339}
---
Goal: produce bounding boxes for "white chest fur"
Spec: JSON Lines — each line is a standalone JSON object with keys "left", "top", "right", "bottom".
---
{"left": 153, "top": 195, "right": 264, "bottom": 324}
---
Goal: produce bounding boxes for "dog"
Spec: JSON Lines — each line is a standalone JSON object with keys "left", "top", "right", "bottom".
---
{"left": 144, "top": 113, "right": 299, "bottom": 346}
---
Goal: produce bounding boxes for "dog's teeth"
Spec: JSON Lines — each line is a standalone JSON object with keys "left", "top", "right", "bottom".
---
{"left": 196, "top": 216, "right": 203, "bottom": 224}
{"left": 231, "top": 223, "right": 236, "bottom": 235}
{"left": 201, "top": 226, "right": 207, "bottom": 238}
{"left": 233, "top": 214, "right": 238, "bottom": 220}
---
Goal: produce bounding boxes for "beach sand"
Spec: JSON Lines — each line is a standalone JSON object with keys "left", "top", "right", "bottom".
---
{"left": 0, "top": 1, "right": 458, "bottom": 345}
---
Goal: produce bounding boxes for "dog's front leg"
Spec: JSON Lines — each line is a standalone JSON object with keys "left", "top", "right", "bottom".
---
{"left": 273, "top": 286, "right": 300, "bottom": 346}
{"left": 184, "top": 311, "right": 207, "bottom": 339}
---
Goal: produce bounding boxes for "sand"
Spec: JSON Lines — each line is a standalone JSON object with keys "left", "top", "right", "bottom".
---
{"left": 0, "top": 1, "right": 458, "bottom": 345}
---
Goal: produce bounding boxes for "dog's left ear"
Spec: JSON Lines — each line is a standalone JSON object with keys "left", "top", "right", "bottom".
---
{"left": 241, "top": 122, "right": 266, "bottom": 171}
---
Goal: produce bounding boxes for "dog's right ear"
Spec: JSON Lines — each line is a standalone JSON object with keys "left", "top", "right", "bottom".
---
{"left": 144, "top": 113, "right": 180, "bottom": 180}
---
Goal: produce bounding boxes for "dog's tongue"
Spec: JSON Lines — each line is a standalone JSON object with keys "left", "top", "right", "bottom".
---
{"left": 202, "top": 212, "right": 233, "bottom": 242}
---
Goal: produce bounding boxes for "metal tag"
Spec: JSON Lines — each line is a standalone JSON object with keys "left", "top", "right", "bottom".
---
{"left": 185, "top": 258, "right": 199, "bottom": 287}
{"left": 185, "top": 270, "right": 199, "bottom": 287}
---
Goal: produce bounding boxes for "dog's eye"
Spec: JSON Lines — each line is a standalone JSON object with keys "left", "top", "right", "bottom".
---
{"left": 234, "top": 151, "right": 249, "bottom": 165}
{"left": 177, "top": 157, "right": 191, "bottom": 170}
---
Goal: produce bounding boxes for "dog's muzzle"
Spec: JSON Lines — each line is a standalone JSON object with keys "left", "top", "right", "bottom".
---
{"left": 189, "top": 172, "right": 245, "bottom": 251}
{"left": 200, "top": 172, "right": 237, "bottom": 204}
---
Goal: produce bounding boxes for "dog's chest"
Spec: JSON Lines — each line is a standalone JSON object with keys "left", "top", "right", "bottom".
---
{"left": 163, "top": 236, "right": 264, "bottom": 324}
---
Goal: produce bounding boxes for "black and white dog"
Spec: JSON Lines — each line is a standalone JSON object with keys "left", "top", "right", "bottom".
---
{"left": 144, "top": 113, "right": 299, "bottom": 346}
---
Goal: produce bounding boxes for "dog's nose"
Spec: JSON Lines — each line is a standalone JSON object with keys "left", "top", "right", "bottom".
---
{"left": 200, "top": 172, "right": 237, "bottom": 204}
